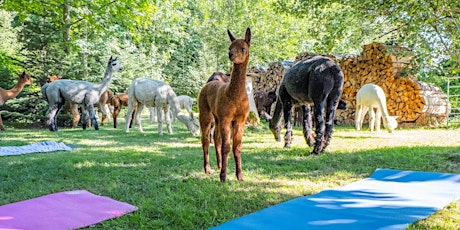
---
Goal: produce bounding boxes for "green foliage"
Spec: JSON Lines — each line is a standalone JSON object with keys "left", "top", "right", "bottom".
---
{"left": 1, "top": 0, "right": 460, "bottom": 125}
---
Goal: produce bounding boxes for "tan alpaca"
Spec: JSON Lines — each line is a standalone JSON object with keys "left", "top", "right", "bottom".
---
{"left": 198, "top": 28, "right": 251, "bottom": 182}
{"left": 0, "top": 72, "right": 32, "bottom": 131}
{"left": 355, "top": 83, "right": 398, "bottom": 133}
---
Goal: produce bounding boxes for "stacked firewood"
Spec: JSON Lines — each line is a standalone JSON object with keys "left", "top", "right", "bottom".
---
{"left": 249, "top": 42, "right": 450, "bottom": 127}
{"left": 250, "top": 61, "right": 294, "bottom": 93}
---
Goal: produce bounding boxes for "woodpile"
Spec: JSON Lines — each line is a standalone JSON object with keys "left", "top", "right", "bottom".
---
{"left": 250, "top": 61, "right": 294, "bottom": 93}
{"left": 248, "top": 42, "right": 450, "bottom": 127}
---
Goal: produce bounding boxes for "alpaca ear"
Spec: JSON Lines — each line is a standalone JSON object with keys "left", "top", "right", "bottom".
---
{"left": 228, "top": 29, "right": 235, "bottom": 41}
{"left": 245, "top": 27, "right": 251, "bottom": 45}
{"left": 109, "top": 56, "right": 113, "bottom": 61}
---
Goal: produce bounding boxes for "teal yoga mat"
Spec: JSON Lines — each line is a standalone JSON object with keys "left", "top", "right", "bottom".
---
{"left": 213, "top": 169, "right": 460, "bottom": 230}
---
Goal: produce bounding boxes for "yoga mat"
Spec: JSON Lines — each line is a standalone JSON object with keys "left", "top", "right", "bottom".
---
{"left": 213, "top": 169, "right": 460, "bottom": 230}
{"left": 0, "top": 141, "right": 72, "bottom": 156}
{"left": 0, "top": 190, "right": 137, "bottom": 230}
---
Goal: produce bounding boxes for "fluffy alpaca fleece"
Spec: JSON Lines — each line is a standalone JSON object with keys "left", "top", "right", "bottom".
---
{"left": 269, "top": 55, "right": 344, "bottom": 154}
{"left": 43, "top": 57, "right": 123, "bottom": 131}
{"left": 355, "top": 83, "right": 398, "bottom": 133}
{"left": 125, "top": 78, "right": 200, "bottom": 136}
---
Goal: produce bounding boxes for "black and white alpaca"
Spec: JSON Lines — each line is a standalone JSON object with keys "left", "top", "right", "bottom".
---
{"left": 269, "top": 56, "right": 344, "bottom": 154}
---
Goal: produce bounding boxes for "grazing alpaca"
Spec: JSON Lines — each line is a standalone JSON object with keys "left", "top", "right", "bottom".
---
{"left": 254, "top": 89, "right": 277, "bottom": 120}
{"left": 198, "top": 28, "right": 251, "bottom": 182}
{"left": 355, "top": 83, "right": 398, "bottom": 133}
{"left": 43, "top": 57, "right": 123, "bottom": 131}
{"left": 125, "top": 78, "right": 200, "bottom": 136}
{"left": 269, "top": 56, "right": 344, "bottom": 154}
{"left": 0, "top": 72, "right": 32, "bottom": 131}
{"left": 177, "top": 95, "right": 196, "bottom": 119}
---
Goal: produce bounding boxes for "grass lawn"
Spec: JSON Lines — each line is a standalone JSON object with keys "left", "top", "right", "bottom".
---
{"left": 1, "top": 115, "right": 459, "bottom": 229}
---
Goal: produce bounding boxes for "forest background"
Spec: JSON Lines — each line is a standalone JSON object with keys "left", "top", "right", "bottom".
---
{"left": 0, "top": 0, "right": 459, "bottom": 125}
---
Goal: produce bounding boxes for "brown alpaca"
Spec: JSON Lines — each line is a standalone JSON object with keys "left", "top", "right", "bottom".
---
{"left": 0, "top": 72, "right": 32, "bottom": 131}
{"left": 46, "top": 76, "right": 113, "bottom": 128}
{"left": 110, "top": 93, "right": 134, "bottom": 128}
{"left": 198, "top": 28, "right": 251, "bottom": 182}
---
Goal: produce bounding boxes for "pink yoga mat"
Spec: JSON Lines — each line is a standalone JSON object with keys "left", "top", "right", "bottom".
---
{"left": 0, "top": 190, "right": 137, "bottom": 230}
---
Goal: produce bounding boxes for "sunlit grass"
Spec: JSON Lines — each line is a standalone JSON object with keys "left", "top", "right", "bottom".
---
{"left": 1, "top": 116, "right": 459, "bottom": 229}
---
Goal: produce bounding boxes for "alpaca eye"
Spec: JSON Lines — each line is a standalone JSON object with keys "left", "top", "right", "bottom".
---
{"left": 242, "top": 48, "right": 246, "bottom": 52}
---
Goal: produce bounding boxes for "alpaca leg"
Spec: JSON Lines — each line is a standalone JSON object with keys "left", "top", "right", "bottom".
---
{"left": 46, "top": 103, "right": 60, "bottom": 132}
{"left": 100, "top": 104, "right": 109, "bottom": 126}
{"left": 213, "top": 121, "right": 222, "bottom": 170}
{"left": 125, "top": 101, "right": 136, "bottom": 133}
{"left": 312, "top": 101, "right": 326, "bottom": 154}
{"left": 0, "top": 114, "right": 4, "bottom": 131}
{"left": 164, "top": 106, "right": 173, "bottom": 134}
{"left": 88, "top": 105, "right": 99, "bottom": 130}
{"left": 269, "top": 99, "right": 283, "bottom": 142}
{"left": 71, "top": 103, "right": 80, "bottom": 128}
{"left": 355, "top": 105, "right": 363, "bottom": 130}
{"left": 157, "top": 106, "right": 164, "bottom": 135}
{"left": 150, "top": 107, "right": 156, "bottom": 123}
{"left": 81, "top": 107, "right": 89, "bottom": 130}
{"left": 136, "top": 104, "right": 145, "bottom": 133}
{"left": 360, "top": 106, "right": 369, "bottom": 131}
{"left": 219, "top": 120, "right": 232, "bottom": 182}
{"left": 112, "top": 105, "right": 120, "bottom": 128}
{"left": 302, "top": 105, "right": 315, "bottom": 147}
{"left": 323, "top": 96, "right": 340, "bottom": 151}
{"left": 199, "top": 112, "right": 213, "bottom": 174}
{"left": 368, "top": 107, "right": 376, "bottom": 132}
{"left": 232, "top": 120, "right": 246, "bottom": 181}
{"left": 282, "top": 100, "right": 293, "bottom": 148}
{"left": 375, "top": 108, "right": 382, "bottom": 132}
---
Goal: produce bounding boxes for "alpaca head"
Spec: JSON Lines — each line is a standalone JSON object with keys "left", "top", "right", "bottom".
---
{"left": 108, "top": 56, "right": 124, "bottom": 72}
{"left": 227, "top": 28, "right": 251, "bottom": 64}
{"left": 47, "top": 75, "right": 62, "bottom": 83}
{"left": 384, "top": 116, "right": 398, "bottom": 133}
{"left": 17, "top": 71, "right": 32, "bottom": 85}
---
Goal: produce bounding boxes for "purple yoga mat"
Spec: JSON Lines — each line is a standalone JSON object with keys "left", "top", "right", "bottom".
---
{"left": 0, "top": 190, "right": 137, "bottom": 230}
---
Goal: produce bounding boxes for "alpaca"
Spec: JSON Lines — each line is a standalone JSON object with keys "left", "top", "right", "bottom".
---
{"left": 125, "top": 78, "right": 200, "bottom": 136}
{"left": 254, "top": 89, "right": 277, "bottom": 120}
{"left": 111, "top": 93, "right": 129, "bottom": 128}
{"left": 198, "top": 28, "right": 251, "bottom": 182}
{"left": 45, "top": 76, "right": 113, "bottom": 128}
{"left": 177, "top": 95, "right": 195, "bottom": 119}
{"left": 269, "top": 56, "right": 344, "bottom": 154}
{"left": 0, "top": 72, "right": 32, "bottom": 131}
{"left": 43, "top": 56, "right": 123, "bottom": 131}
{"left": 205, "top": 72, "right": 230, "bottom": 145}
{"left": 355, "top": 83, "right": 398, "bottom": 133}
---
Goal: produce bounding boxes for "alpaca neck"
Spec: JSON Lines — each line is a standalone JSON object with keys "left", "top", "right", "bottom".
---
{"left": 96, "top": 65, "right": 113, "bottom": 96}
{"left": 168, "top": 95, "right": 182, "bottom": 117}
{"left": 5, "top": 80, "right": 27, "bottom": 100}
{"left": 227, "top": 61, "right": 248, "bottom": 99}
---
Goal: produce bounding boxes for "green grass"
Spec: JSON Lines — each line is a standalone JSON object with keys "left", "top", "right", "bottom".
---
{"left": 1, "top": 116, "right": 460, "bottom": 229}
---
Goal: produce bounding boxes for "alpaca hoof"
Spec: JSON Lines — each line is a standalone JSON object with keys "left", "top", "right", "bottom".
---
{"left": 220, "top": 175, "right": 226, "bottom": 182}
{"left": 284, "top": 143, "right": 291, "bottom": 148}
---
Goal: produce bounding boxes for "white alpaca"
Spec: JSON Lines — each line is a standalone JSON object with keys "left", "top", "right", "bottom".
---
{"left": 149, "top": 95, "right": 195, "bottom": 123}
{"left": 355, "top": 83, "right": 398, "bottom": 133}
{"left": 177, "top": 95, "right": 195, "bottom": 119}
{"left": 125, "top": 78, "right": 200, "bottom": 136}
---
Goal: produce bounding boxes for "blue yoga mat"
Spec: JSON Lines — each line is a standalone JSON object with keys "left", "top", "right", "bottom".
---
{"left": 213, "top": 169, "right": 460, "bottom": 230}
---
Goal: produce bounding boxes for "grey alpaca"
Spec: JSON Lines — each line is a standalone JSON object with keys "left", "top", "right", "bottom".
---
{"left": 43, "top": 57, "right": 123, "bottom": 131}
{"left": 269, "top": 56, "right": 344, "bottom": 154}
